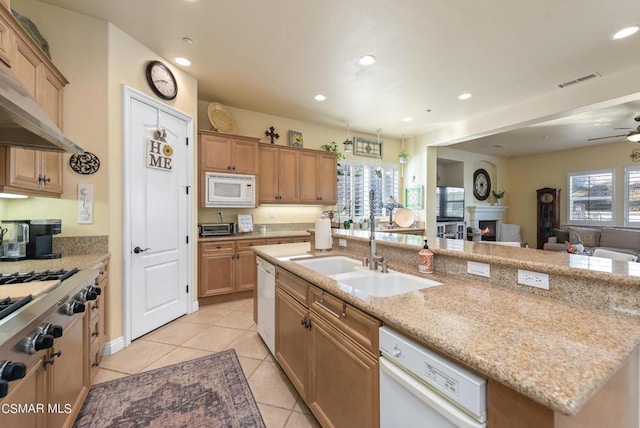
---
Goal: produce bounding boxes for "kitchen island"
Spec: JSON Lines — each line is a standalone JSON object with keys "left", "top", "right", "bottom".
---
{"left": 253, "top": 230, "right": 640, "bottom": 427}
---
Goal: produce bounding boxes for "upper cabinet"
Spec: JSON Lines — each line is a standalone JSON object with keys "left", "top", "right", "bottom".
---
{"left": 258, "top": 143, "right": 337, "bottom": 205}
{"left": 0, "top": 6, "right": 67, "bottom": 197}
{"left": 198, "top": 130, "right": 259, "bottom": 175}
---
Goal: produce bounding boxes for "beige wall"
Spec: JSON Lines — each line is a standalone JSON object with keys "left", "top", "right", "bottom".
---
{"left": 507, "top": 140, "right": 640, "bottom": 246}
{"left": 6, "top": 1, "right": 199, "bottom": 344}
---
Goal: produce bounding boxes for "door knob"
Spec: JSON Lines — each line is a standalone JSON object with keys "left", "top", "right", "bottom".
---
{"left": 134, "top": 246, "right": 150, "bottom": 254}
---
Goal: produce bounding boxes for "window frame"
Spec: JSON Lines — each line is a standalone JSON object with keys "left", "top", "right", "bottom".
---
{"left": 624, "top": 165, "right": 640, "bottom": 227}
{"left": 567, "top": 168, "right": 615, "bottom": 226}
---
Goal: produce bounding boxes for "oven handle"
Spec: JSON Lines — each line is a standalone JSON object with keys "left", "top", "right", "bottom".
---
{"left": 380, "top": 357, "right": 485, "bottom": 428}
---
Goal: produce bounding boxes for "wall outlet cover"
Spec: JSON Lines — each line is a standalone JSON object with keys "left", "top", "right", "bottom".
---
{"left": 339, "top": 239, "right": 347, "bottom": 247}
{"left": 518, "top": 269, "right": 549, "bottom": 290}
{"left": 467, "top": 261, "right": 490, "bottom": 278}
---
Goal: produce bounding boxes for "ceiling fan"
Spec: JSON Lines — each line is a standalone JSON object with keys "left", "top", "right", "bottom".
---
{"left": 587, "top": 114, "right": 640, "bottom": 142}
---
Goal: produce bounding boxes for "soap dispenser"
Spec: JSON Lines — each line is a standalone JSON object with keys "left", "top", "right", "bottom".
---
{"left": 418, "top": 239, "right": 433, "bottom": 274}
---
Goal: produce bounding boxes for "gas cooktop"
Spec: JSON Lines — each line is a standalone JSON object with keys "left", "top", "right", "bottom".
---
{"left": 0, "top": 268, "right": 79, "bottom": 285}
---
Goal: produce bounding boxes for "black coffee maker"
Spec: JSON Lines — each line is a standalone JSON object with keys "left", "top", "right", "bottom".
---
{"left": 26, "top": 219, "right": 62, "bottom": 259}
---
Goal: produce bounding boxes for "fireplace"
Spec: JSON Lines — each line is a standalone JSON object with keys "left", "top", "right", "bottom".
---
{"left": 479, "top": 220, "right": 497, "bottom": 241}
{"left": 467, "top": 205, "right": 508, "bottom": 241}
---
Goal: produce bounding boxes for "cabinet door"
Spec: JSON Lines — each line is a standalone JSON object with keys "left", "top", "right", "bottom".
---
{"left": 308, "top": 312, "right": 379, "bottom": 428}
{"left": 8, "top": 148, "right": 40, "bottom": 191}
{"left": 198, "top": 242, "right": 235, "bottom": 296}
{"left": 13, "top": 36, "right": 40, "bottom": 98}
{"left": 278, "top": 148, "right": 299, "bottom": 203}
{"left": 40, "top": 151, "right": 63, "bottom": 195}
{"left": 299, "top": 151, "right": 319, "bottom": 204}
{"left": 199, "top": 134, "right": 233, "bottom": 172}
{"left": 232, "top": 139, "right": 258, "bottom": 175}
{"left": 275, "top": 286, "right": 308, "bottom": 397}
{"left": 0, "top": 10, "right": 12, "bottom": 66}
{"left": 258, "top": 145, "right": 279, "bottom": 203}
{"left": 317, "top": 153, "right": 337, "bottom": 205}
{"left": 235, "top": 239, "right": 264, "bottom": 292}
{"left": 49, "top": 314, "right": 89, "bottom": 428}
{"left": 0, "top": 357, "right": 47, "bottom": 428}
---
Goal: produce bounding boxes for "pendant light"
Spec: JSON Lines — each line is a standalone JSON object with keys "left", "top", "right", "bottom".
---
{"left": 344, "top": 123, "right": 353, "bottom": 153}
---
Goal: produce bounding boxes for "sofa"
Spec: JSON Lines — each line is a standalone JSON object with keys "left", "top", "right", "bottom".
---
{"left": 543, "top": 226, "right": 640, "bottom": 257}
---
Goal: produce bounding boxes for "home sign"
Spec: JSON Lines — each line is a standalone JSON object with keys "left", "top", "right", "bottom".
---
{"left": 146, "top": 138, "right": 173, "bottom": 171}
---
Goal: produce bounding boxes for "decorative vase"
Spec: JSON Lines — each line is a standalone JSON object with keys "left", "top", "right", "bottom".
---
{"left": 497, "top": 199, "right": 502, "bottom": 206}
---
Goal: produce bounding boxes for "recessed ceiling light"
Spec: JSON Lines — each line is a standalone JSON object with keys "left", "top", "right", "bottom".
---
{"left": 612, "top": 26, "right": 639, "bottom": 40}
{"left": 182, "top": 37, "right": 193, "bottom": 45}
{"left": 402, "top": 117, "right": 413, "bottom": 122}
{"left": 314, "top": 94, "right": 326, "bottom": 101}
{"left": 175, "top": 57, "right": 191, "bottom": 66}
{"left": 490, "top": 144, "right": 505, "bottom": 149}
{"left": 358, "top": 55, "right": 376, "bottom": 66}
{"left": 458, "top": 93, "right": 472, "bottom": 100}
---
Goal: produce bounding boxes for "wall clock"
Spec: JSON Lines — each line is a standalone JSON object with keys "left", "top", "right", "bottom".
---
{"left": 145, "top": 61, "right": 177, "bottom": 100}
{"left": 472, "top": 168, "right": 491, "bottom": 201}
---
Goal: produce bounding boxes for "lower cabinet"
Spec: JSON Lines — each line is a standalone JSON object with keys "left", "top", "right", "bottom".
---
{"left": 275, "top": 267, "right": 380, "bottom": 428}
{"left": 0, "top": 356, "right": 47, "bottom": 428}
{"left": 199, "top": 239, "right": 265, "bottom": 297}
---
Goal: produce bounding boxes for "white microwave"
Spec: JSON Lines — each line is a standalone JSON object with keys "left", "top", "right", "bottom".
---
{"left": 205, "top": 172, "right": 256, "bottom": 208}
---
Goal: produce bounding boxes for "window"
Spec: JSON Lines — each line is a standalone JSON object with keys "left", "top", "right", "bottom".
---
{"left": 625, "top": 166, "right": 640, "bottom": 227}
{"left": 337, "top": 161, "right": 399, "bottom": 218}
{"left": 568, "top": 169, "right": 614, "bottom": 225}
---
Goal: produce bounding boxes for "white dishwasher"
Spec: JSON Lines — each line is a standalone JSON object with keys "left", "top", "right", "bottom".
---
{"left": 379, "top": 326, "right": 487, "bottom": 428}
{"left": 257, "top": 257, "right": 276, "bottom": 355}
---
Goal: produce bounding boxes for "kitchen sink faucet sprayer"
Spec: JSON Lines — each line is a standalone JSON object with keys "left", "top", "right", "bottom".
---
{"left": 364, "top": 190, "right": 387, "bottom": 272}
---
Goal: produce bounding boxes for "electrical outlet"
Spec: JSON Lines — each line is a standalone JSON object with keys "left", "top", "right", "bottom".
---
{"left": 269, "top": 210, "right": 275, "bottom": 218}
{"left": 339, "top": 239, "right": 347, "bottom": 247}
{"left": 467, "top": 261, "right": 490, "bottom": 278}
{"left": 518, "top": 269, "right": 549, "bottom": 290}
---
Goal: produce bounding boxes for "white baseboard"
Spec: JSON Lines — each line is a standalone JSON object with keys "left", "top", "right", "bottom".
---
{"left": 101, "top": 336, "right": 125, "bottom": 356}
{"left": 191, "top": 300, "right": 199, "bottom": 313}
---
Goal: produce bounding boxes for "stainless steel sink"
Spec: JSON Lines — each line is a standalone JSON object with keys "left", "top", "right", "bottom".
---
{"left": 332, "top": 270, "right": 441, "bottom": 297}
{"left": 293, "top": 256, "right": 362, "bottom": 275}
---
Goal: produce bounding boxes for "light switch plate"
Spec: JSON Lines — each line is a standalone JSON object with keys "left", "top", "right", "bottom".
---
{"left": 467, "top": 261, "right": 490, "bottom": 278}
{"left": 518, "top": 269, "right": 549, "bottom": 290}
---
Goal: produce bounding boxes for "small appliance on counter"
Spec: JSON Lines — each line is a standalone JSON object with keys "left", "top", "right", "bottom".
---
{"left": 198, "top": 223, "right": 237, "bottom": 237}
{"left": 0, "top": 220, "right": 29, "bottom": 261}
{"left": 27, "top": 219, "right": 62, "bottom": 259}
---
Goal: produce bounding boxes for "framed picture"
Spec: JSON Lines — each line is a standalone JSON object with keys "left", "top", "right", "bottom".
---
{"left": 237, "top": 214, "right": 254, "bottom": 233}
{"left": 288, "top": 130, "right": 303, "bottom": 147}
{"left": 405, "top": 185, "right": 423, "bottom": 209}
{"left": 354, "top": 136, "right": 383, "bottom": 158}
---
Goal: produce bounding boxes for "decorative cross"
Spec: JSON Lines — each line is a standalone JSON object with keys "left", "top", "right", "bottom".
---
{"left": 265, "top": 126, "right": 279, "bottom": 144}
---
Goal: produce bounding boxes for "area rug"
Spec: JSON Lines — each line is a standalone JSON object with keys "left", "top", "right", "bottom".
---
{"left": 74, "top": 349, "right": 265, "bottom": 428}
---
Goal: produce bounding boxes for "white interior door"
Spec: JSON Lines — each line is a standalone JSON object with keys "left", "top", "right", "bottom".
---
{"left": 124, "top": 87, "right": 192, "bottom": 340}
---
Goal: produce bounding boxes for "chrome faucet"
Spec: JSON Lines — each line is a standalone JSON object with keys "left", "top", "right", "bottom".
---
{"left": 363, "top": 190, "right": 387, "bottom": 272}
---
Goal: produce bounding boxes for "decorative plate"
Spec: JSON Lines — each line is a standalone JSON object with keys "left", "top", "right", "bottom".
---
{"left": 207, "top": 102, "right": 238, "bottom": 134}
{"left": 394, "top": 208, "right": 415, "bottom": 228}
{"left": 69, "top": 152, "right": 100, "bottom": 175}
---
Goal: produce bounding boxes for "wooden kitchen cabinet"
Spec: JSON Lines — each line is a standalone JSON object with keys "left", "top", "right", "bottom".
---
{"left": 258, "top": 144, "right": 299, "bottom": 204}
{"left": 0, "top": 7, "right": 12, "bottom": 66}
{"left": 0, "top": 7, "right": 67, "bottom": 197}
{"left": 259, "top": 144, "right": 337, "bottom": 205}
{"left": 0, "top": 356, "right": 47, "bottom": 428}
{"left": 299, "top": 151, "right": 337, "bottom": 205}
{"left": 198, "top": 130, "right": 259, "bottom": 175}
{"left": 49, "top": 313, "right": 89, "bottom": 428}
{"left": 88, "top": 259, "right": 109, "bottom": 380}
{"left": 275, "top": 268, "right": 381, "bottom": 427}
{"left": 198, "top": 239, "right": 265, "bottom": 298}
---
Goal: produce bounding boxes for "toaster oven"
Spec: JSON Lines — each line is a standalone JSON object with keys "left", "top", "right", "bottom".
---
{"left": 198, "top": 223, "right": 237, "bottom": 237}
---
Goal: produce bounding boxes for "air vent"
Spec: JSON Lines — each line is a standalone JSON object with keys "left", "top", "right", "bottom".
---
{"left": 557, "top": 72, "right": 601, "bottom": 88}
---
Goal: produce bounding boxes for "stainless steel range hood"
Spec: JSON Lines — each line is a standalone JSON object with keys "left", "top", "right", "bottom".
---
{"left": 0, "top": 61, "right": 83, "bottom": 154}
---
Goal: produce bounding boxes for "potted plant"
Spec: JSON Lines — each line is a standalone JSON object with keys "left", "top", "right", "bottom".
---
{"left": 492, "top": 190, "right": 505, "bottom": 205}
{"left": 398, "top": 148, "right": 408, "bottom": 164}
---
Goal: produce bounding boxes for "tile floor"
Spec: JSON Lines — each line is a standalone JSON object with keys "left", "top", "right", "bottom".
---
{"left": 95, "top": 297, "right": 320, "bottom": 428}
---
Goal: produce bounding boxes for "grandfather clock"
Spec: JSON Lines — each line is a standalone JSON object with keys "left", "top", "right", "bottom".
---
{"left": 536, "top": 188, "right": 560, "bottom": 249}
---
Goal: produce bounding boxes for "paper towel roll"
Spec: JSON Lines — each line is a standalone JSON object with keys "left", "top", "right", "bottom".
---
{"left": 315, "top": 218, "right": 332, "bottom": 251}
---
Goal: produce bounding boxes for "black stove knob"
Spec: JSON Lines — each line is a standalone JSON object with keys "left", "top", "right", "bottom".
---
{"left": 43, "top": 324, "right": 63, "bottom": 338}
{"left": 88, "top": 286, "right": 102, "bottom": 296}
{"left": 78, "top": 288, "right": 97, "bottom": 302}
{"left": 34, "top": 334, "right": 54, "bottom": 352}
{"left": 0, "top": 361, "right": 26, "bottom": 381}
{"left": 0, "top": 380, "right": 8, "bottom": 398}
{"left": 61, "top": 300, "right": 85, "bottom": 316}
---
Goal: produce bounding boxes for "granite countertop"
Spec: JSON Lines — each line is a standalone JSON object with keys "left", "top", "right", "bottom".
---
{"left": 0, "top": 253, "right": 110, "bottom": 274}
{"left": 199, "top": 230, "right": 310, "bottom": 242}
{"left": 334, "top": 229, "right": 640, "bottom": 285}
{"left": 252, "top": 242, "right": 640, "bottom": 416}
